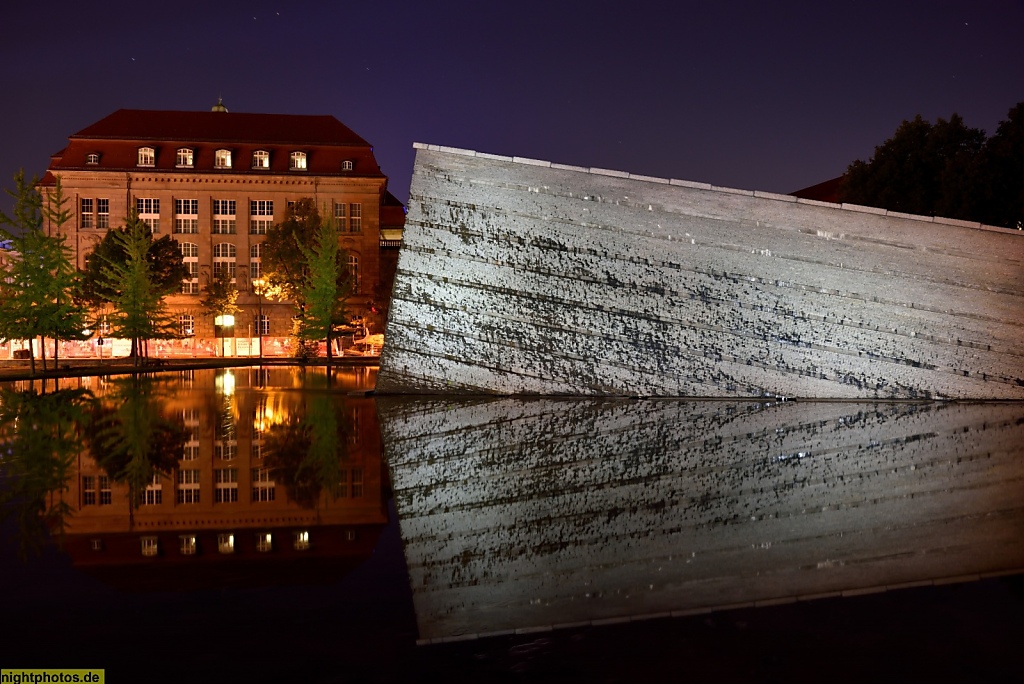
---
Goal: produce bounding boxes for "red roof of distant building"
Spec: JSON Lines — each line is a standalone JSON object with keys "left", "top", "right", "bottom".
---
{"left": 791, "top": 176, "right": 844, "bottom": 204}
{"left": 47, "top": 109, "right": 383, "bottom": 178}
{"left": 72, "top": 109, "right": 371, "bottom": 146}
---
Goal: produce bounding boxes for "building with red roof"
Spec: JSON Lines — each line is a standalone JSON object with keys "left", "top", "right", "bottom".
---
{"left": 38, "top": 102, "right": 403, "bottom": 356}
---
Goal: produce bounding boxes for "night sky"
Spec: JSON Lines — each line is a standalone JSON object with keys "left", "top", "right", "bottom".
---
{"left": 1, "top": 0, "right": 1021, "bottom": 216}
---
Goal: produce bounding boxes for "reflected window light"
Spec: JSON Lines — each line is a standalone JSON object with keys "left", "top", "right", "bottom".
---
{"left": 218, "top": 533, "right": 235, "bottom": 554}
{"left": 179, "top": 534, "right": 197, "bottom": 555}
{"left": 293, "top": 531, "right": 310, "bottom": 551}
{"left": 215, "top": 370, "right": 236, "bottom": 396}
{"left": 141, "top": 536, "right": 159, "bottom": 557}
{"left": 256, "top": 533, "right": 273, "bottom": 553}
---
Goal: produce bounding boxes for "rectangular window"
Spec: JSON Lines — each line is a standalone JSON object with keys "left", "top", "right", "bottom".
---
{"left": 82, "top": 475, "right": 96, "bottom": 505}
{"left": 215, "top": 468, "right": 239, "bottom": 503}
{"left": 215, "top": 149, "right": 232, "bottom": 169}
{"left": 177, "top": 469, "right": 200, "bottom": 504}
{"left": 252, "top": 467, "right": 275, "bottom": 502}
{"left": 257, "top": 314, "right": 269, "bottom": 336}
{"left": 250, "top": 200, "right": 273, "bottom": 235}
{"left": 349, "top": 203, "right": 362, "bottom": 233}
{"left": 212, "top": 219, "right": 235, "bottom": 234}
{"left": 176, "top": 148, "right": 193, "bottom": 168}
{"left": 97, "top": 199, "right": 109, "bottom": 229}
{"left": 174, "top": 219, "right": 198, "bottom": 234}
{"left": 80, "top": 198, "right": 94, "bottom": 228}
{"left": 143, "top": 475, "right": 163, "bottom": 505}
{"left": 351, "top": 468, "right": 363, "bottom": 498}
{"left": 137, "top": 198, "right": 160, "bottom": 234}
{"left": 174, "top": 199, "right": 197, "bottom": 232}
{"left": 213, "top": 200, "right": 236, "bottom": 215}
{"left": 175, "top": 199, "right": 198, "bottom": 215}
{"left": 334, "top": 202, "right": 346, "bottom": 232}
{"left": 99, "top": 475, "right": 112, "bottom": 505}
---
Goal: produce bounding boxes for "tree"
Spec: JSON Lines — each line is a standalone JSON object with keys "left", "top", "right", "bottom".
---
{"left": 40, "top": 177, "right": 89, "bottom": 367}
{"left": 98, "top": 213, "right": 178, "bottom": 363}
{"left": 977, "top": 102, "right": 1024, "bottom": 229}
{"left": 841, "top": 114, "right": 986, "bottom": 220}
{"left": 0, "top": 172, "right": 88, "bottom": 373}
{"left": 261, "top": 198, "right": 322, "bottom": 305}
{"left": 263, "top": 199, "right": 353, "bottom": 358}
{"left": 298, "top": 214, "right": 351, "bottom": 361}
{"left": 80, "top": 222, "right": 188, "bottom": 308}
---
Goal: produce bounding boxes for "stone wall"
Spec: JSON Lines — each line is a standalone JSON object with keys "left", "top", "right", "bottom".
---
{"left": 379, "top": 397, "right": 1024, "bottom": 642}
{"left": 377, "top": 146, "right": 1024, "bottom": 398}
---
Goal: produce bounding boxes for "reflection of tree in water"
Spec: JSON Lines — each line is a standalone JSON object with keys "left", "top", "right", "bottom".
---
{"left": 82, "top": 376, "right": 187, "bottom": 508}
{"left": 0, "top": 386, "right": 92, "bottom": 557}
{"left": 263, "top": 394, "right": 351, "bottom": 509}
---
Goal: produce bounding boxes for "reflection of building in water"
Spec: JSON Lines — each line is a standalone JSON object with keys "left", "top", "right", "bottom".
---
{"left": 60, "top": 368, "right": 386, "bottom": 589}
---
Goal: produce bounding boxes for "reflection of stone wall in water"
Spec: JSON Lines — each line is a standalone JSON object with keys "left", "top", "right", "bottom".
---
{"left": 379, "top": 398, "right": 1024, "bottom": 642}
{"left": 378, "top": 146, "right": 1024, "bottom": 399}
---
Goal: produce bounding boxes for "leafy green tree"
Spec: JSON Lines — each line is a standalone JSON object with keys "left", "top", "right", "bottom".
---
{"left": 262, "top": 198, "right": 322, "bottom": 305}
{"left": 98, "top": 213, "right": 178, "bottom": 363}
{"left": 298, "top": 214, "right": 351, "bottom": 361}
{"left": 40, "top": 177, "right": 89, "bottom": 367}
{"left": 0, "top": 172, "right": 88, "bottom": 373}
{"left": 80, "top": 221, "right": 188, "bottom": 308}
{"left": 841, "top": 114, "right": 985, "bottom": 220}
{"left": 200, "top": 268, "right": 242, "bottom": 318}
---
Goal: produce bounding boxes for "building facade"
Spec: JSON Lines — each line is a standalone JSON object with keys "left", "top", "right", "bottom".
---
{"left": 39, "top": 105, "right": 403, "bottom": 357}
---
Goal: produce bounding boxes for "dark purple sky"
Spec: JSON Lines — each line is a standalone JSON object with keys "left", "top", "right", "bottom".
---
{"left": 2, "top": 0, "right": 1021, "bottom": 215}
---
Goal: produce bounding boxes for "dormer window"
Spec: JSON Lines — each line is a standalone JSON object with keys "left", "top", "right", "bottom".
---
{"left": 341, "top": 160, "right": 354, "bottom": 171}
{"left": 176, "top": 148, "right": 194, "bottom": 168}
{"left": 86, "top": 153, "right": 100, "bottom": 165}
{"left": 214, "top": 149, "right": 232, "bottom": 169}
{"left": 252, "top": 150, "right": 269, "bottom": 169}
{"left": 290, "top": 151, "right": 307, "bottom": 170}
{"left": 137, "top": 147, "right": 155, "bottom": 167}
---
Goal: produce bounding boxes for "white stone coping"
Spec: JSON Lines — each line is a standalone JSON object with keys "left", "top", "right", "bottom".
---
{"left": 410, "top": 142, "right": 1022, "bottom": 237}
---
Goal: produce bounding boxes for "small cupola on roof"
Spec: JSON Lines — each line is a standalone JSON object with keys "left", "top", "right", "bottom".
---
{"left": 211, "top": 97, "right": 229, "bottom": 113}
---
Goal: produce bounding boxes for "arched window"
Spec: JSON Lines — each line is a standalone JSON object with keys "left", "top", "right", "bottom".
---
{"left": 213, "top": 243, "right": 237, "bottom": 281}
{"left": 290, "top": 151, "right": 307, "bottom": 170}
{"left": 341, "top": 160, "right": 353, "bottom": 171}
{"left": 86, "top": 153, "right": 100, "bottom": 165}
{"left": 176, "top": 148, "right": 194, "bottom": 168}
{"left": 347, "top": 254, "right": 360, "bottom": 293}
{"left": 252, "top": 150, "right": 269, "bottom": 169}
{"left": 180, "top": 242, "right": 199, "bottom": 294}
{"left": 137, "top": 147, "right": 155, "bottom": 167}
{"left": 214, "top": 149, "right": 232, "bottom": 169}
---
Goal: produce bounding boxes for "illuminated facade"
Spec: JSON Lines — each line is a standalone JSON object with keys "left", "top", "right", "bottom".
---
{"left": 38, "top": 105, "right": 405, "bottom": 357}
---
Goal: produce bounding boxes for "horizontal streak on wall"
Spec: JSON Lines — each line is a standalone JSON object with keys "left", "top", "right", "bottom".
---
{"left": 378, "top": 149, "right": 1024, "bottom": 398}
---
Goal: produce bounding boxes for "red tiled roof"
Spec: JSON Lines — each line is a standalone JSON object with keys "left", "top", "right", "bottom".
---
{"left": 48, "top": 109, "right": 384, "bottom": 177}
{"left": 72, "top": 109, "right": 371, "bottom": 146}
{"left": 791, "top": 176, "right": 844, "bottom": 204}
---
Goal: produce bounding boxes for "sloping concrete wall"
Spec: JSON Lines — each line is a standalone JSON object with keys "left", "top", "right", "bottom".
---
{"left": 379, "top": 398, "right": 1024, "bottom": 642}
{"left": 377, "top": 145, "right": 1024, "bottom": 398}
